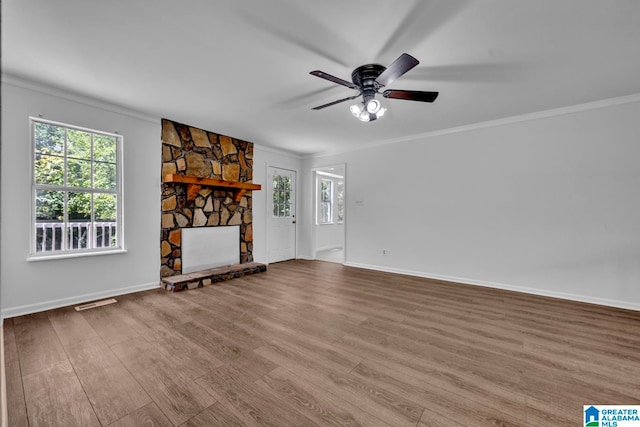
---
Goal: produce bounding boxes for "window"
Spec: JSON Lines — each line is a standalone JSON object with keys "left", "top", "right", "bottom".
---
{"left": 272, "top": 173, "right": 292, "bottom": 218}
{"left": 335, "top": 179, "right": 344, "bottom": 223}
{"left": 31, "top": 118, "right": 122, "bottom": 256}
{"left": 316, "top": 172, "right": 345, "bottom": 225}
{"left": 319, "top": 179, "right": 332, "bottom": 224}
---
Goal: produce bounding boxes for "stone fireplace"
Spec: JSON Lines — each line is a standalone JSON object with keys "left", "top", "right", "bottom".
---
{"left": 160, "top": 118, "right": 257, "bottom": 279}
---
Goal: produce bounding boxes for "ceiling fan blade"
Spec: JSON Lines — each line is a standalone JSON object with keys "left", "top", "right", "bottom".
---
{"left": 276, "top": 86, "right": 340, "bottom": 108}
{"left": 375, "top": 1, "right": 470, "bottom": 59}
{"left": 310, "top": 71, "right": 357, "bottom": 89}
{"left": 383, "top": 89, "right": 439, "bottom": 103}
{"left": 312, "top": 94, "right": 360, "bottom": 110}
{"left": 375, "top": 53, "right": 419, "bottom": 87}
{"left": 399, "top": 62, "right": 526, "bottom": 83}
{"left": 236, "top": 3, "right": 358, "bottom": 68}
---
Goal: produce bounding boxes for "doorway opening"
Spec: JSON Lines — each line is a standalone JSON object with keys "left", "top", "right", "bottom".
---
{"left": 313, "top": 164, "right": 346, "bottom": 264}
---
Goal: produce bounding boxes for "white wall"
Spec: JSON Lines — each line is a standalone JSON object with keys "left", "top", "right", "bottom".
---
{"left": 1, "top": 79, "right": 161, "bottom": 317}
{"left": 316, "top": 223, "right": 344, "bottom": 251}
{"left": 302, "top": 98, "right": 640, "bottom": 310}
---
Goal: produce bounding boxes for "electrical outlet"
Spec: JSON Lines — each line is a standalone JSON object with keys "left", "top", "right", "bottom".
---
{"left": 382, "top": 248, "right": 388, "bottom": 255}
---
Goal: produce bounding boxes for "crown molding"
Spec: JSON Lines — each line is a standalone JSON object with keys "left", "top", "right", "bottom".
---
{"left": 254, "top": 143, "right": 303, "bottom": 159}
{"left": 2, "top": 73, "right": 160, "bottom": 124}
{"left": 307, "top": 92, "right": 640, "bottom": 159}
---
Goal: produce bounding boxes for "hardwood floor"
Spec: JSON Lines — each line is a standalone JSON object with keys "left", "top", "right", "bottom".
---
{"left": 4, "top": 259, "right": 640, "bottom": 426}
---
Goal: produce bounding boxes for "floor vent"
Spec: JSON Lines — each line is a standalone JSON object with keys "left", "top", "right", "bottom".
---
{"left": 74, "top": 298, "right": 118, "bottom": 311}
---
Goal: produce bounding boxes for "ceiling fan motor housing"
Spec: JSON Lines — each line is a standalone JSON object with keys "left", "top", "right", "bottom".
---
{"left": 352, "top": 64, "right": 386, "bottom": 101}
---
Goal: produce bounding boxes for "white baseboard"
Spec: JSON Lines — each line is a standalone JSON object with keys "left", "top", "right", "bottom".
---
{"left": 344, "top": 262, "right": 640, "bottom": 312}
{"left": 316, "top": 245, "right": 344, "bottom": 252}
{"left": 1, "top": 282, "right": 161, "bottom": 319}
{"left": 1, "top": 324, "right": 7, "bottom": 427}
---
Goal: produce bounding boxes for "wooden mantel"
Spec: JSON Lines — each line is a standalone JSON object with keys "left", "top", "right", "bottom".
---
{"left": 163, "top": 174, "right": 261, "bottom": 202}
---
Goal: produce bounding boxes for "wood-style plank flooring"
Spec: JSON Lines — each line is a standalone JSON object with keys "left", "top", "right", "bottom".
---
{"left": 5, "top": 260, "right": 640, "bottom": 426}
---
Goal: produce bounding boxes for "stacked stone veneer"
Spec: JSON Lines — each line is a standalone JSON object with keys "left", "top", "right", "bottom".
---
{"left": 160, "top": 118, "right": 255, "bottom": 278}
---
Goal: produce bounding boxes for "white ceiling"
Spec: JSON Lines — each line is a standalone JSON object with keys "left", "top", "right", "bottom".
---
{"left": 4, "top": 0, "right": 640, "bottom": 155}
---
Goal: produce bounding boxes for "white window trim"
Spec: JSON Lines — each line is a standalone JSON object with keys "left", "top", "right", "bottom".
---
{"left": 28, "top": 117, "right": 125, "bottom": 259}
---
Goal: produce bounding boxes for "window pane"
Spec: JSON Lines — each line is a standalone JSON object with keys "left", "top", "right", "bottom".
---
{"left": 336, "top": 180, "right": 344, "bottom": 223}
{"left": 68, "top": 221, "right": 90, "bottom": 249}
{"left": 36, "top": 189, "right": 64, "bottom": 221}
{"left": 35, "top": 222, "right": 63, "bottom": 252}
{"left": 67, "top": 158, "right": 92, "bottom": 188}
{"left": 94, "top": 193, "right": 116, "bottom": 221}
{"left": 272, "top": 176, "right": 280, "bottom": 216}
{"left": 67, "top": 192, "right": 91, "bottom": 249}
{"left": 320, "top": 202, "right": 331, "bottom": 224}
{"left": 67, "top": 129, "right": 92, "bottom": 160}
{"left": 93, "top": 134, "right": 117, "bottom": 162}
{"left": 95, "top": 222, "right": 116, "bottom": 248}
{"left": 68, "top": 191, "right": 91, "bottom": 221}
{"left": 94, "top": 162, "right": 116, "bottom": 190}
{"left": 35, "top": 189, "right": 64, "bottom": 252}
{"left": 321, "top": 179, "right": 331, "bottom": 202}
{"left": 34, "top": 153, "right": 64, "bottom": 185}
{"left": 284, "top": 187, "right": 291, "bottom": 204}
{"left": 34, "top": 122, "right": 64, "bottom": 155}
{"left": 95, "top": 193, "right": 117, "bottom": 248}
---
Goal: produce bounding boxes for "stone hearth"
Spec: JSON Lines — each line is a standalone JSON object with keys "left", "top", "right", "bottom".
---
{"left": 161, "top": 262, "right": 267, "bottom": 292}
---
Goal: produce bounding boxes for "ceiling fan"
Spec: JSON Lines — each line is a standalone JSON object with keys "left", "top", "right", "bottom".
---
{"left": 310, "top": 53, "right": 439, "bottom": 122}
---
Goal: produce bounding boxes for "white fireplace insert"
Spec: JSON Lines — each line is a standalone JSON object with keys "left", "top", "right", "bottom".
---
{"left": 181, "top": 226, "right": 240, "bottom": 274}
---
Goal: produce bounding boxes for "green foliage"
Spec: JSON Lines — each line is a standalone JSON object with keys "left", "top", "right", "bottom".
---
{"left": 67, "top": 192, "right": 91, "bottom": 220}
{"left": 34, "top": 122, "right": 64, "bottom": 155}
{"left": 94, "top": 134, "right": 117, "bottom": 162}
{"left": 94, "top": 193, "right": 116, "bottom": 221}
{"left": 67, "top": 158, "right": 92, "bottom": 187}
{"left": 94, "top": 162, "right": 116, "bottom": 190}
{"left": 34, "top": 122, "right": 117, "bottom": 221}
{"left": 36, "top": 190, "right": 63, "bottom": 221}
{"left": 34, "top": 153, "right": 64, "bottom": 185}
{"left": 67, "top": 129, "right": 92, "bottom": 159}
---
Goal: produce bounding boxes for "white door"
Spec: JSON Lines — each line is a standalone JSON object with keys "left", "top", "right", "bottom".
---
{"left": 268, "top": 166, "right": 296, "bottom": 263}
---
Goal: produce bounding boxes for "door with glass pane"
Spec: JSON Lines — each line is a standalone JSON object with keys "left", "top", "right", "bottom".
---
{"left": 268, "top": 167, "right": 296, "bottom": 263}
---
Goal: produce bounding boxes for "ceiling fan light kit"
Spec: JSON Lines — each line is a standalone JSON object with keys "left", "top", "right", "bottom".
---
{"left": 310, "top": 53, "right": 439, "bottom": 122}
{"left": 350, "top": 100, "right": 386, "bottom": 122}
